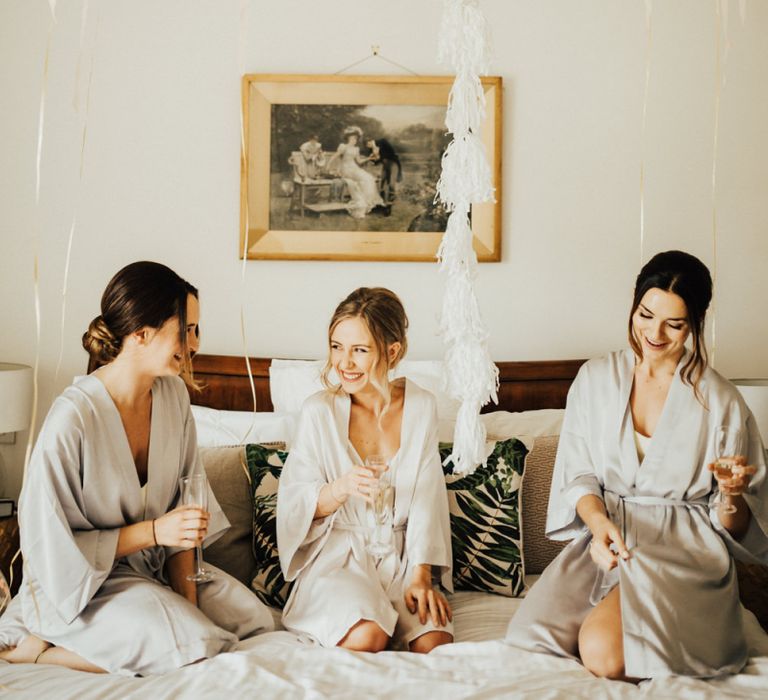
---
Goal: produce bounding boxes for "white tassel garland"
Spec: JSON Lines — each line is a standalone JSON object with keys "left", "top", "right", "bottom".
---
{"left": 437, "top": 0, "right": 498, "bottom": 475}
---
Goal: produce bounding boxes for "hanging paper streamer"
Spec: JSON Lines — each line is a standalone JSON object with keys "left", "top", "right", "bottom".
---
{"left": 436, "top": 0, "right": 498, "bottom": 475}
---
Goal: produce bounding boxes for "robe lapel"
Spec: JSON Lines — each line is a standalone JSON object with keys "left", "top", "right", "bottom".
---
{"left": 618, "top": 351, "right": 641, "bottom": 483}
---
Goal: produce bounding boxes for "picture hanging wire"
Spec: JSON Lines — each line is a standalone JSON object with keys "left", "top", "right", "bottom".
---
{"left": 334, "top": 45, "right": 420, "bottom": 76}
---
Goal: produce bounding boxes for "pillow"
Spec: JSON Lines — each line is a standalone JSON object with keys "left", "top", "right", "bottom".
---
{"left": 192, "top": 405, "right": 296, "bottom": 447}
{"left": 438, "top": 409, "right": 564, "bottom": 446}
{"left": 246, "top": 442, "right": 292, "bottom": 608}
{"left": 519, "top": 435, "right": 566, "bottom": 576}
{"left": 269, "top": 360, "right": 325, "bottom": 414}
{"left": 441, "top": 438, "right": 529, "bottom": 597}
{"left": 200, "top": 446, "right": 257, "bottom": 586}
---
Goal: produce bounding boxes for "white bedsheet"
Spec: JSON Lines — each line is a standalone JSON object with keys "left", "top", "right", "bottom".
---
{"left": 1, "top": 592, "right": 767, "bottom": 699}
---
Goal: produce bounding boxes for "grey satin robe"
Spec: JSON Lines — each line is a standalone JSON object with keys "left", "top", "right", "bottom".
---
{"left": 506, "top": 350, "right": 768, "bottom": 678}
{"left": 0, "top": 375, "right": 272, "bottom": 675}
{"left": 277, "top": 380, "right": 453, "bottom": 648}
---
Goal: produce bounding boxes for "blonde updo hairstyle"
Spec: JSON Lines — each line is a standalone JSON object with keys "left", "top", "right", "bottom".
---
{"left": 82, "top": 261, "right": 199, "bottom": 386}
{"left": 321, "top": 287, "right": 408, "bottom": 419}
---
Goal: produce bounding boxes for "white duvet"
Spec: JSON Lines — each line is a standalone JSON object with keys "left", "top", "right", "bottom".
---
{"left": 2, "top": 592, "right": 767, "bottom": 699}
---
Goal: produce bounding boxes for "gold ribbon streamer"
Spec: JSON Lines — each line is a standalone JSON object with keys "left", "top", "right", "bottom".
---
{"left": 639, "top": 0, "right": 653, "bottom": 265}
{"left": 238, "top": 0, "right": 259, "bottom": 437}
{"left": 15, "top": 2, "right": 56, "bottom": 599}
{"left": 55, "top": 1, "right": 98, "bottom": 386}
{"left": 710, "top": 0, "right": 728, "bottom": 368}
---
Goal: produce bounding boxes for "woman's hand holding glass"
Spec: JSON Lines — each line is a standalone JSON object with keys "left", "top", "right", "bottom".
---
{"left": 331, "top": 461, "right": 388, "bottom": 504}
{"left": 708, "top": 456, "right": 756, "bottom": 511}
{"left": 179, "top": 474, "right": 215, "bottom": 583}
{"left": 709, "top": 426, "right": 755, "bottom": 514}
{"left": 153, "top": 505, "right": 209, "bottom": 548}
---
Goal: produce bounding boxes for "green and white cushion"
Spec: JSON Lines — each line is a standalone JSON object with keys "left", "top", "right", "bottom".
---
{"left": 246, "top": 443, "right": 292, "bottom": 608}
{"left": 441, "top": 438, "right": 528, "bottom": 597}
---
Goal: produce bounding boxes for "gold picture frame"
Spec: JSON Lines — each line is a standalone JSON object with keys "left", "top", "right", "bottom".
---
{"left": 240, "top": 74, "right": 502, "bottom": 262}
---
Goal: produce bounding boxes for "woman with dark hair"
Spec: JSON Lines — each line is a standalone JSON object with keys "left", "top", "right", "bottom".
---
{"left": 506, "top": 250, "right": 766, "bottom": 679}
{"left": 277, "top": 287, "right": 453, "bottom": 653}
{"left": 0, "top": 261, "right": 272, "bottom": 675}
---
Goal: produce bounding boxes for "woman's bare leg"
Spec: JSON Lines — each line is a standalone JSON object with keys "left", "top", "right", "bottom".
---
{"left": 0, "top": 634, "right": 105, "bottom": 673}
{"left": 0, "top": 634, "right": 50, "bottom": 664}
{"left": 35, "top": 647, "right": 106, "bottom": 673}
{"left": 408, "top": 630, "right": 453, "bottom": 654}
{"left": 337, "top": 619, "right": 390, "bottom": 652}
{"left": 578, "top": 586, "right": 640, "bottom": 682}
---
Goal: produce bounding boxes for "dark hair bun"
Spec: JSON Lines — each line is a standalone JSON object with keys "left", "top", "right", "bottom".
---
{"left": 82, "top": 315, "right": 121, "bottom": 365}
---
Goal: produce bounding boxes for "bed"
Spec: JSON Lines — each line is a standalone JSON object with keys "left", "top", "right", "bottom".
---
{"left": 1, "top": 353, "right": 767, "bottom": 699}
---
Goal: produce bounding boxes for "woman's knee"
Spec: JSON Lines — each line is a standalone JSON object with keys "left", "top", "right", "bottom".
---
{"left": 578, "top": 627, "right": 625, "bottom": 679}
{"left": 409, "top": 631, "right": 453, "bottom": 654}
{"left": 338, "top": 620, "right": 389, "bottom": 652}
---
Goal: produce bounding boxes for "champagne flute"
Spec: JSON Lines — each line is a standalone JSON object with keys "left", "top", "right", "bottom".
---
{"left": 179, "top": 474, "right": 215, "bottom": 583}
{"left": 713, "top": 426, "right": 744, "bottom": 515}
{"left": 365, "top": 454, "right": 394, "bottom": 558}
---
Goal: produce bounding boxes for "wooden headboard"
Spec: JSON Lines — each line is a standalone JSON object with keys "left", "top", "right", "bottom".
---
{"left": 190, "top": 354, "right": 586, "bottom": 413}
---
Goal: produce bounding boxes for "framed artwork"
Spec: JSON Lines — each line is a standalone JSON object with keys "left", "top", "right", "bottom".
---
{"left": 240, "top": 74, "right": 502, "bottom": 262}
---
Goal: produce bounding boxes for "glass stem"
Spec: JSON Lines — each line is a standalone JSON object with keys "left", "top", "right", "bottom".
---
{"left": 196, "top": 545, "right": 203, "bottom": 574}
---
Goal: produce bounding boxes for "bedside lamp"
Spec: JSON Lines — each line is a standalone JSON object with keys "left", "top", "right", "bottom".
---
{"left": 0, "top": 363, "right": 33, "bottom": 502}
{"left": 731, "top": 378, "right": 768, "bottom": 459}
{"left": 0, "top": 363, "right": 33, "bottom": 442}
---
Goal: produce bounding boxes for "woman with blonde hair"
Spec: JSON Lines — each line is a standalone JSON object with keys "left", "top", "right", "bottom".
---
{"left": 277, "top": 287, "right": 453, "bottom": 652}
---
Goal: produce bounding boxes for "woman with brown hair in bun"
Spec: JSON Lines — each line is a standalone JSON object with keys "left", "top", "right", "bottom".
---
{"left": 0, "top": 261, "right": 272, "bottom": 675}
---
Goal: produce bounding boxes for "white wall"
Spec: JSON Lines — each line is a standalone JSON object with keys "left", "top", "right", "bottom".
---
{"left": 1, "top": 0, "right": 767, "bottom": 498}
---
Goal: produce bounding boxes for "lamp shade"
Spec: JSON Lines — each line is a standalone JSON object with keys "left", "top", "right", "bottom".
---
{"left": 732, "top": 379, "right": 768, "bottom": 446}
{"left": 0, "top": 363, "right": 32, "bottom": 433}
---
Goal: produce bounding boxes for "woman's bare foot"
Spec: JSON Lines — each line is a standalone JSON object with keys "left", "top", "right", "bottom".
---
{"left": 0, "top": 635, "right": 51, "bottom": 664}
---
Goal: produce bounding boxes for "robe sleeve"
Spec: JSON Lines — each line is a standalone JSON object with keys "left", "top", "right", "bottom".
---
{"left": 710, "top": 406, "right": 768, "bottom": 564}
{"left": 404, "top": 393, "right": 453, "bottom": 592}
{"left": 545, "top": 364, "right": 604, "bottom": 540}
{"left": 166, "top": 378, "right": 229, "bottom": 559}
{"left": 19, "top": 397, "right": 120, "bottom": 625}
{"left": 277, "top": 394, "right": 336, "bottom": 582}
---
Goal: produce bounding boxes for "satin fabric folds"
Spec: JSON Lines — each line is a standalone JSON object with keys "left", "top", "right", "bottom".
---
{"left": 277, "top": 380, "right": 453, "bottom": 648}
{"left": 506, "top": 349, "right": 768, "bottom": 678}
{"left": 0, "top": 375, "right": 273, "bottom": 675}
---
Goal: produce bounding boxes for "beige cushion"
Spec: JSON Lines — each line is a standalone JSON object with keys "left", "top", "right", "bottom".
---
{"left": 200, "top": 446, "right": 256, "bottom": 586}
{"left": 520, "top": 435, "right": 566, "bottom": 575}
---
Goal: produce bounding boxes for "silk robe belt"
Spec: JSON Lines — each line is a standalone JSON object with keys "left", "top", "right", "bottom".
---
{"left": 589, "top": 491, "right": 709, "bottom": 606}
{"left": 332, "top": 522, "right": 407, "bottom": 533}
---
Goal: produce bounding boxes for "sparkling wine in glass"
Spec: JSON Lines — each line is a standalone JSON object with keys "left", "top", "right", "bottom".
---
{"left": 179, "top": 474, "right": 215, "bottom": 583}
{"left": 713, "top": 426, "right": 744, "bottom": 516}
{"left": 365, "top": 454, "right": 394, "bottom": 558}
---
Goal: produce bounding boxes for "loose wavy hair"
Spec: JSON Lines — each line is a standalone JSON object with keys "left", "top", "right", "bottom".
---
{"left": 321, "top": 287, "right": 408, "bottom": 420}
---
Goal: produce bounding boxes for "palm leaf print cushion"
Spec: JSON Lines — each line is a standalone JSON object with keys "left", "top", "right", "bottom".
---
{"left": 246, "top": 443, "right": 293, "bottom": 608}
{"left": 440, "top": 438, "right": 528, "bottom": 597}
